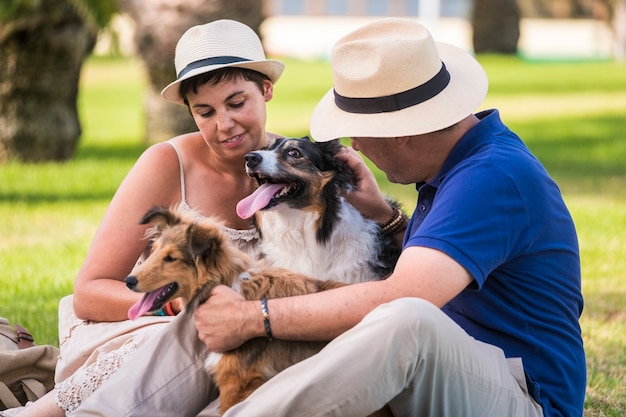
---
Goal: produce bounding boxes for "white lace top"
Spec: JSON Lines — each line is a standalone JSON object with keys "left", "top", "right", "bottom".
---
{"left": 167, "top": 140, "right": 259, "bottom": 252}
{"left": 169, "top": 140, "right": 259, "bottom": 252}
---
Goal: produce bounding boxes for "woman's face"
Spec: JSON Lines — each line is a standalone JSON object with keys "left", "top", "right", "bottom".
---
{"left": 186, "top": 77, "right": 274, "bottom": 158}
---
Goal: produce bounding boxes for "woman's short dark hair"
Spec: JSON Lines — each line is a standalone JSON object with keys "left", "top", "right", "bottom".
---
{"left": 179, "top": 67, "right": 269, "bottom": 106}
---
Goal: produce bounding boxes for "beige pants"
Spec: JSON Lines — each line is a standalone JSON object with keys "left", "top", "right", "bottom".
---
{"left": 55, "top": 295, "right": 174, "bottom": 383}
{"left": 72, "top": 298, "right": 544, "bottom": 417}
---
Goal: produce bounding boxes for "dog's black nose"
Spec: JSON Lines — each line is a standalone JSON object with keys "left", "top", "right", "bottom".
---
{"left": 125, "top": 276, "right": 138, "bottom": 290}
{"left": 245, "top": 152, "right": 262, "bottom": 168}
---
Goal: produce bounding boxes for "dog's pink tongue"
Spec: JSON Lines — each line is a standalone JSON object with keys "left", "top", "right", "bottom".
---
{"left": 128, "top": 292, "right": 159, "bottom": 320}
{"left": 236, "top": 183, "right": 286, "bottom": 219}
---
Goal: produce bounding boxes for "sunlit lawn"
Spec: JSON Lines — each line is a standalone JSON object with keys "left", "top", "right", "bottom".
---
{"left": 0, "top": 54, "right": 625, "bottom": 415}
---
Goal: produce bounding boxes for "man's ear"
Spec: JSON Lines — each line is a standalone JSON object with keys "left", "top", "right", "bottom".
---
{"left": 395, "top": 136, "right": 411, "bottom": 147}
{"left": 263, "top": 79, "right": 274, "bottom": 102}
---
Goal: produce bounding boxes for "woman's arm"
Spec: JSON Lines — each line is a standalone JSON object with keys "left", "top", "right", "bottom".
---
{"left": 73, "top": 142, "right": 182, "bottom": 322}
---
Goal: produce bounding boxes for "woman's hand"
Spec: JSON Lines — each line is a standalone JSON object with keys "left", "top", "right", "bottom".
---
{"left": 193, "top": 285, "right": 261, "bottom": 352}
{"left": 337, "top": 147, "right": 395, "bottom": 224}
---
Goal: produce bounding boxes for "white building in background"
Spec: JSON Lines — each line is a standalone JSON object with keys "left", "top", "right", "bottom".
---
{"left": 263, "top": 0, "right": 470, "bottom": 17}
{"left": 261, "top": 0, "right": 473, "bottom": 58}
{"left": 261, "top": 0, "right": 613, "bottom": 60}
{"left": 95, "top": 0, "right": 613, "bottom": 61}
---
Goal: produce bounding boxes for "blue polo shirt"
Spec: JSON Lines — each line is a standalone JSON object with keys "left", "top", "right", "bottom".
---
{"left": 403, "top": 110, "right": 586, "bottom": 417}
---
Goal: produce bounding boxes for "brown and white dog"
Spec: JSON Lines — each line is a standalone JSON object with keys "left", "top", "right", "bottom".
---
{"left": 125, "top": 207, "right": 392, "bottom": 416}
{"left": 237, "top": 137, "right": 401, "bottom": 283}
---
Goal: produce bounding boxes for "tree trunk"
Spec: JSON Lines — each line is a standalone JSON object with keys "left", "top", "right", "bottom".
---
{"left": 614, "top": 0, "right": 626, "bottom": 61}
{"left": 471, "top": 0, "right": 521, "bottom": 54}
{"left": 0, "top": 1, "right": 96, "bottom": 163}
{"left": 119, "top": 0, "right": 264, "bottom": 144}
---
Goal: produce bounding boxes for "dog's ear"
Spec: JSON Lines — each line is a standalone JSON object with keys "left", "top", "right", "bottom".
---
{"left": 321, "top": 139, "right": 356, "bottom": 191}
{"left": 311, "top": 138, "right": 344, "bottom": 172}
{"left": 140, "top": 206, "right": 179, "bottom": 226}
{"left": 140, "top": 206, "right": 180, "bottom": 236}
{"left": 332, "top": 157, "right": 356, "bottom": 190}
{"left": 266, "top": 136, "right": 282, "bottom": 149}
{"left": 187, "top": 223, "right": 222, "bottom": 264}
{"left": 318, "top": 139, "right": 356, "bottom": 244}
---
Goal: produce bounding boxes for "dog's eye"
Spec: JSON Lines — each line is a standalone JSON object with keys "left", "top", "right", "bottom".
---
{"left": 163, "top": 255, "right": 176, "bottom": 263}
{"left": 287, "top": 149, "right": 302, "bottom": 158}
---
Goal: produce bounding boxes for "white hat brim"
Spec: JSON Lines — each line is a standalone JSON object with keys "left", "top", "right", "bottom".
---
{"left": 310, "top": 43, "right": 488, "bottom": 141}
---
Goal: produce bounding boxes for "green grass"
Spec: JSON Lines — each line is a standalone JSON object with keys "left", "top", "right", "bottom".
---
{"left": 1, "top": 54, "right": 625, "bottom": 415}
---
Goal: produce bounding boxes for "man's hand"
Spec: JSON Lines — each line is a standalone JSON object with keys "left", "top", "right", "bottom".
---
{"left": 193, "top": 285, "right": 261, "bottom": 353}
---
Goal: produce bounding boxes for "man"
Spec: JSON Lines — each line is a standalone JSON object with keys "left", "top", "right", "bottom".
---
{"left": 74, "top": 18, "right": 585, "bottom": 417}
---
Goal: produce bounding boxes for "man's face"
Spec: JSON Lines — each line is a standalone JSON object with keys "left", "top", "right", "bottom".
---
{"left": 350, "top": 137, "right": 405, "bottom": 183}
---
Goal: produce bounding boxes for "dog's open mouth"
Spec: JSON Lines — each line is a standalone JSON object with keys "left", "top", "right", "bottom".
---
{"left": 236, "top": 175, "right": 301, "bottom": 219}
{"left": 127, "top": 282, "right": 178, "bottom": 320}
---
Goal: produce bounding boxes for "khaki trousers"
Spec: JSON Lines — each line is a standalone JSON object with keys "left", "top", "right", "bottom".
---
{"left": 72, "top": 298, "right": 544, "bottom": 417}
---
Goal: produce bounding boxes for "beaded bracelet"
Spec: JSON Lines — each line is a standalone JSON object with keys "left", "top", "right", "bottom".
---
{"left": 260, "top": 297, "right": 273, "bottom": 340}
{"left": 380, "top": 206, "right": 409, "bottom": 236}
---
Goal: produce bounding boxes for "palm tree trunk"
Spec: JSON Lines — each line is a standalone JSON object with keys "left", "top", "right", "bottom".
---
{"left": 614, "top": 0, "right": 626, "bottom": 61}
{"left": 0, "top": 1, "right": 96, "bottom": 162}
{"left": 471, "top": 0, "right": 520, "bottom": 54}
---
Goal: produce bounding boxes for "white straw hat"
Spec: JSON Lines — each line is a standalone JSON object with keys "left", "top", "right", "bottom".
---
{"left": 310, "top": 18, "right": 488, "bottom": 141}
{"left": 161, "top": 19, "right": 285, "bottom": 105}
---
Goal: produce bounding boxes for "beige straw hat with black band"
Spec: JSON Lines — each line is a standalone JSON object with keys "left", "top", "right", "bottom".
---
{"left": 310, "top": 18, "right": 488, "bottom": 141}
{"left": 162, "top": 19, "right": 285, "bottom": 105}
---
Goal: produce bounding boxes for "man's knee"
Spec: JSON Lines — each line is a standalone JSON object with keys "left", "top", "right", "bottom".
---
{"left": 367, "top": 297, "right": 444, "bottom": 344}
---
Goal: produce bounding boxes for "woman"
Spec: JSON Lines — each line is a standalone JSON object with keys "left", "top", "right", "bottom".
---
{"left": 12, "top": 19, "right": 285, "bottom": 417}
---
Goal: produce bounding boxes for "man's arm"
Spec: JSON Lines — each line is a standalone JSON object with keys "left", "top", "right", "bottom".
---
{"left": 194, "top": 245, "right": 472, "bottom": 352}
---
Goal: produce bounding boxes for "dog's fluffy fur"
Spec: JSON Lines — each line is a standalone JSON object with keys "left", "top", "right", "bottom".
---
{"left": 237, "top": 137, "right": 401, "bottom": 282}
{"left": 125, "top": 207, "right": 391, "bottom": 416}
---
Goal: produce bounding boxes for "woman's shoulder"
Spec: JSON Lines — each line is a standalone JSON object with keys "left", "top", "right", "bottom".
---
{"left": 129, "top": 142, "right": 175, "bottom": 173}
{"left": 166, "top": 131, "right": 205, "bottom": 146}
{"left": 136, "top": 132, "right": 201, "bottom": 166}
{"left": 161, "top": 132, "right": 209, "bottom": 161}
{"left": 115, "top": 142, "right": 176, "bottom": 190}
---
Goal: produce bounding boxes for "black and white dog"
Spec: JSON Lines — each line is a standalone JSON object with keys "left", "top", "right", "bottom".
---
{"left": 237, "top": 137, "right": 401, "bottom": 283}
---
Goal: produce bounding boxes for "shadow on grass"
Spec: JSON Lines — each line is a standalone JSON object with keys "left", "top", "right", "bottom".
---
{"left": 512, "top": 114, "right": 626, "bottom": 196}
{"left": 3, "top": 113, "right": 624, "bottom": 204}
{"left": 74, "top": 140, "right": 147, "bottom": 161}
{"left": 0, "top": 191, "right": 117, "bottom": 205}
{"left": 1, "top": 141, "right": 148, "bottom": 205}
{"left": 583, "top": 289, "right": 626, "bottom": 322}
